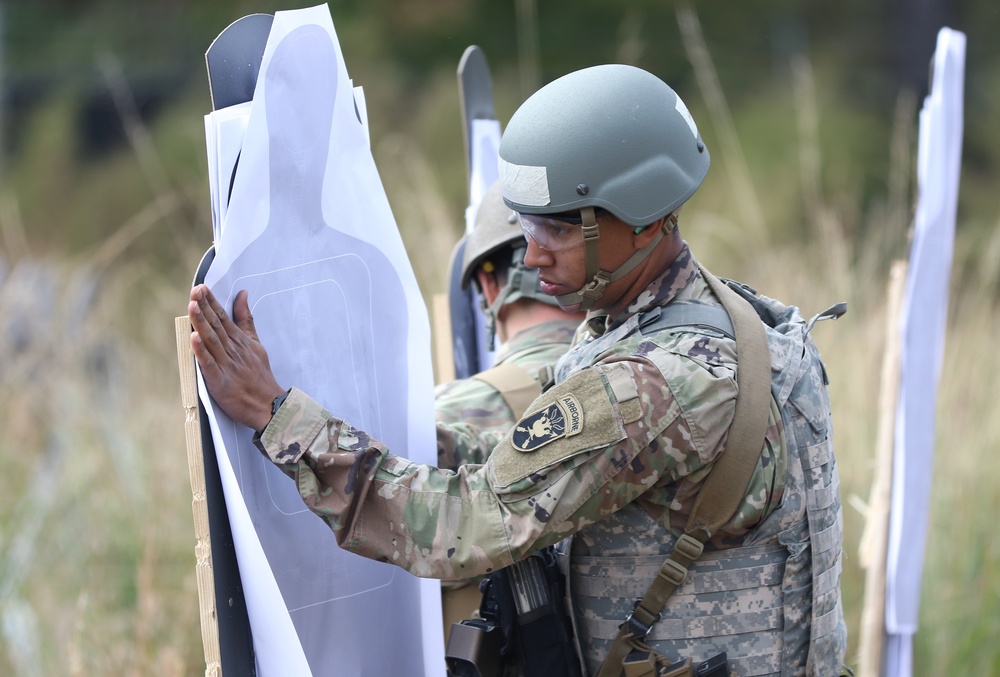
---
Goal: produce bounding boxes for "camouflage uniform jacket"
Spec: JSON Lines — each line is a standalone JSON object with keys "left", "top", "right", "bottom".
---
{"left": 254, "top": 244, "right": 844, "bottom": 673}
{"left": 255, "top": 242, "right": 783, "bottom": 575}
{"left": 434, "top": 318, "right": 580, "bottom": 470}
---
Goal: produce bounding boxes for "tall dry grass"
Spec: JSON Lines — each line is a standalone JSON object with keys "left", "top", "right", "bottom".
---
{"left": 0, "top": 210, "right": 203, "bottom": 674}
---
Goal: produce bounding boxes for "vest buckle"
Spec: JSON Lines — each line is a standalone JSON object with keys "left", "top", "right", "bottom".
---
{"left": 621, "top": 600, "right": 660, "bottom": 640}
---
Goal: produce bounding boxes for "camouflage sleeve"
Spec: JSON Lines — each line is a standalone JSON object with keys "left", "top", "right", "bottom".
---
{"left": 256, "top": 352, "right": 746, "bottom": 580}
{"left": 434, "top": 378, "right": 513, "bottom": 470}
{"left": 255, "top": 386, "right": 514, "bottom": 580}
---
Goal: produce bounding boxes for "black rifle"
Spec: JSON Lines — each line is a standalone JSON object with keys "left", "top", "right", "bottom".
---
{"left": 445, "top": 547, "right": 582, "bottom": 677}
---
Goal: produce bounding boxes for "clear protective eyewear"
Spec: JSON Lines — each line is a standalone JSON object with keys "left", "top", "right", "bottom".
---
{"left": 517, "top": 211, "right": 586, "bottom": 252}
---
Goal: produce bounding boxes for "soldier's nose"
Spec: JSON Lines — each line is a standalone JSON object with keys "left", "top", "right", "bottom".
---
{"left": 523, "top": 238, "right": 552, "bottom": 268}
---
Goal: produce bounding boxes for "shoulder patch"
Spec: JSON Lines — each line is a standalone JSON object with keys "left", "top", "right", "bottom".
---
{"left": 511, "top": 394, "right": 583, "bottom": 452}
{"left": 490, "top": 367, "right": 626, "bottom": 491}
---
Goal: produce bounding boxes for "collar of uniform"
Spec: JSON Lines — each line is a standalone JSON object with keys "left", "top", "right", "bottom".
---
{"left": 496, "top": 318, "right": 584, "bottom": 364}
{"left": 605, "top": 242, "right": 700, "bottom": 333}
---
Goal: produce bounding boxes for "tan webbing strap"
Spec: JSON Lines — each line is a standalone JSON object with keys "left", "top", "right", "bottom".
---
{"left": 596, "top": 266, "right": 772, "bottom": 677}
{"left": 561, "top": 211, "right": 669, "bottom": 311}
{"left": 687, "top": 266, "right": 772, "bottom": 536}
{"left": 578, "top": 207, "right": 606, "bottom": 310}
{"left": 472, "top": 362, "right": 543, "bottom": 419}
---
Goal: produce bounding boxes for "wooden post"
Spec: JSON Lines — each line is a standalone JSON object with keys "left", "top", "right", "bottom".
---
{"left": 432, "top": 292, "right": 455, "bottom": 385}
{"left": 175, "top": 316, "right": 223, "bottom": 677}
{"left": 856, "top": 260, "right": 907, "bottom": 677}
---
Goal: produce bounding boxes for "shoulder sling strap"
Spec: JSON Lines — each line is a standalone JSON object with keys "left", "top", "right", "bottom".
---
{"left": 472, "top": 362, "right": 543, "bottom": 420}
{"left": 596, "top": 266, "right": 772, "bottom": 677}
{"left": 639, "top": 301, "right": 734, "bottom": 340}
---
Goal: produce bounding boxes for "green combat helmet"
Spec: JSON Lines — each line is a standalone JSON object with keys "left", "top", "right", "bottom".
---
{"left": 461, "top": 181, "right": 560, "bottom": 347}
{"left": 498, "top": 64, "right": 710, "bottom": 310}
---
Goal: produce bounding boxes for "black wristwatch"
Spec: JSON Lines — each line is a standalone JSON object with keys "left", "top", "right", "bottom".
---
{"left": 254, "top": 389, "right": 291, "bottom": 441}
{"left": 271, "top": 389, "right": 291, "bottom": 417}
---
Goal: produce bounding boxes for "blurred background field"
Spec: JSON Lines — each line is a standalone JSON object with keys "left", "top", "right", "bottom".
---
{"left": 0, "top": 1, "right": 998, "bottom": 675}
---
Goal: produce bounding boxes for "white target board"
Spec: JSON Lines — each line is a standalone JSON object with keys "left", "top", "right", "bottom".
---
{"left": 198, "top": 5, "right": 444, "bottom": 675}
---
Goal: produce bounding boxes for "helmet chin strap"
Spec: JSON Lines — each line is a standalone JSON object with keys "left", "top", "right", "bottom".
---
{"left": 555, "top": 207, "right": 667, "bottom": 311}
{"left": 480, "top": 246, "right": 553, "bottom": 349}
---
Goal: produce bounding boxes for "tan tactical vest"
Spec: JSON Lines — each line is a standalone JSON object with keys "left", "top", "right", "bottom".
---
{"left": 553, "top": 288, "right": 846, "bottom": 676}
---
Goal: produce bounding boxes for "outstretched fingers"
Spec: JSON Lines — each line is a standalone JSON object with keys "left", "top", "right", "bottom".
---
{"left": 189, "top": 285, "right": 234, "bottom": 365}
{"left": 187, "top": 285, "right": 284, "bottom": 431}
{"left": 188, "top": 317, "right": 215, "bottom": 384}
{"left": 204, "top": 285, "right": 242, "bottom": 339}
{"left": 232, "top": 289, "right": 260, "bottom": 341}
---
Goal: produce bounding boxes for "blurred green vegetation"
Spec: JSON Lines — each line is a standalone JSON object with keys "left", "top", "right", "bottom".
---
{"left": 0, "top": 1, "right": 998, "bottom": 675}
{"left": 3, "top": 0, "right": 998, "bottom": 279}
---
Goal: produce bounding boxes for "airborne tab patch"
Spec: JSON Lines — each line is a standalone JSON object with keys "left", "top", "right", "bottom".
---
{"left": 512, "top": 394, "right": 583, "bottom": 452}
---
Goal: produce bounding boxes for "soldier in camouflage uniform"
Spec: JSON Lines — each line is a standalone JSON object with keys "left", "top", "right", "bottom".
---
{"left": 436, "top": 179, "right": 583, "bottom": 635}
{"left": 189, "top": 64, "right": 847, "bottom": 675}
{"left": 436, "top": 180, "right": 584, "bottom": 470}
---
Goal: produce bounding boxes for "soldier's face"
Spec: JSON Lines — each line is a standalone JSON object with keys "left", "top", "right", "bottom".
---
{"left": 523, "top": 212, "right": 638, "bottom": 311}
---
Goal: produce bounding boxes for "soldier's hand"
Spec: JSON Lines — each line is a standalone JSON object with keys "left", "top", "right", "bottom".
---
{"left": 189, "top": 284, "right": 287, "bottom": 433}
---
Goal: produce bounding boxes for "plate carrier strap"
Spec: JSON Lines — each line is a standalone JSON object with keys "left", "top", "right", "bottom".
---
{"left": 472, "top": 362, "right": 544, "bottom": 420}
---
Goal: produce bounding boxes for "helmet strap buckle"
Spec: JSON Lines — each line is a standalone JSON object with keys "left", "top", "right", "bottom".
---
{"left": 575, "top": 207, "right": 604, "bottom": 311}
{"left": 581, "top": 271, "right": 611, "bottom": 303}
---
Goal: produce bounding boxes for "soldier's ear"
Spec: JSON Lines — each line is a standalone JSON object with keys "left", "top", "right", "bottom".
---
{"left": 632, "top": 217, "right": 666, "bottom": 248}
{"left": 476, "top": 267, "right": 501, "bottom": 305}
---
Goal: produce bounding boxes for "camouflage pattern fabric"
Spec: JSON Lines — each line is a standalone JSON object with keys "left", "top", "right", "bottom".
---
{"left": 551, "top": 249, "right": 845, "bottom": 675}
{"left": 254, "top": 243, "right": 845, "bottom": 674}
{"left": 435, "top": 318, "right": 577, "bottom": 598}
{"left": 557, "top": 249, "right": 846, "bottom": 675}
{"left": 434, "top": 318, "right": 579, "bottom": 470}
{"left": 570, "top": 540, "right": 788, "bottom": 674}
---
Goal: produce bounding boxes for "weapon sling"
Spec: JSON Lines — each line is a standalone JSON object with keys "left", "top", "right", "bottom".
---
{"left": 596, "top": 266, "right": 773, "bottom": 677}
